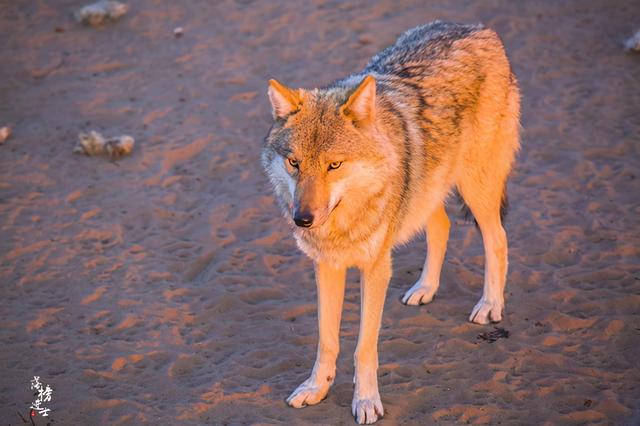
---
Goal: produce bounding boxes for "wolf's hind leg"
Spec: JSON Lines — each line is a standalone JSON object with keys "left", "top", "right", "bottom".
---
{"left": 287, "top": 262, "right": 345, "bottom": 408}
{"left": 468, "top": 215, "right": 507, "bottom": 324}
{"left": 457, "top": 180, "right": 509, "bottom": 325}
{"left": 459, "top": 80, "right": 518, "bottom": 324}
{"left": 402, "top": 204, "right": 450, "bottom": 306}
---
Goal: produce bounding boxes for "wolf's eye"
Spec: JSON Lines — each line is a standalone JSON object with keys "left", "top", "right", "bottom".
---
{"left": 288, "top": 158, "right": 299, "bottom": 168}
{"left": 328, "top": 161, "right": 342, "bottom": 170}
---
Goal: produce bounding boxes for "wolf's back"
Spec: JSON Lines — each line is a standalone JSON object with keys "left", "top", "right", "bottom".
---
{"left": 364, "top": 21, "right": 489, "bottom": 76}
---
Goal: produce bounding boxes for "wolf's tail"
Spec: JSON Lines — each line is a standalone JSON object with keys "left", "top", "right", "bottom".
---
{"left": 457, "top": 185, "right": 509, "bottom": 227}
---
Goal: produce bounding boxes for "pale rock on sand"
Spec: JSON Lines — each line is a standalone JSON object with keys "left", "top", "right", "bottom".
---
{"left": 174, "top": 27, "right": 184, "bottom": 37}
{"left": 75, "top": 1, "right": 129, "bottom": 26}
{"left": 624, "top": 29, "right": 640, "bottom": 52}
{"left": 73, "top": 130, "right": 135, "bottom": 159}
{"left": 0, "top": 126, "right": 11, "bottom": 144}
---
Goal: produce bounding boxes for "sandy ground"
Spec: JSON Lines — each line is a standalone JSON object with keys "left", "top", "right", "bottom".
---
{"left": 1, "top": 1, "right": 639, "bottom": 425}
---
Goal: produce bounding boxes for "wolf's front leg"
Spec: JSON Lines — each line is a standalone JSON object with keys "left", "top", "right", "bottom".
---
{"left": 352, "top": 252, "right": 391, "bottom": 424}
{"left": 402, "top": 205, "right": 450, "bottom": 305}
{"left": 287, "top": 261, "right": 346, "bottom": 408}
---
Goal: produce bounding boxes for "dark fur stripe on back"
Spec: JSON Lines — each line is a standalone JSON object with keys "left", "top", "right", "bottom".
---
{"left": 378, "top": 94, "right": 412, "bottom": 216}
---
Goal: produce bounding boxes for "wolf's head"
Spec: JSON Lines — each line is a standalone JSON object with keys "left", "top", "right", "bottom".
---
{"left": 262, "top": 76, "right": 396, "bottom": 231}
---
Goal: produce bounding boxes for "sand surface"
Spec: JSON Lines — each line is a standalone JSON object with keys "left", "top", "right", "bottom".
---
{"left": 1, "top": 0, "right": 639, "bottom": 424}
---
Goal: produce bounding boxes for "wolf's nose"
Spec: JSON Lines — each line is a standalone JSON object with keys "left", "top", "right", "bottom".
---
{"left": 293, "top": 212, "right": 314, "bottom": 228}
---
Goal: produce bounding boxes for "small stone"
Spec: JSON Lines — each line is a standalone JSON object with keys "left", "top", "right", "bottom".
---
{"left": 174, "top": 27, "right": 184, "bottom": 37}
{"left": 73, "top": 130, "right": 135, "bottom": 159}
{"left": 624, "top": 29, "right": 640, "bottom": 52}
{"left": 75, "top": 1, "right": 129, "bottom": 27}
{"left": 0, "top": 126, "right": 11, "bottom": 144}
{"left": 105, "top": 135, "right": 134, "bottom": 159}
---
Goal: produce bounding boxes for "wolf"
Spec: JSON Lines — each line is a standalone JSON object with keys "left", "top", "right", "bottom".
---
{"left": 261, "top": 21, "right": 520, "bottom": 424}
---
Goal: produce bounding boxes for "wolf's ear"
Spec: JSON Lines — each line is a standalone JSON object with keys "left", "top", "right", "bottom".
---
{"left": 340, "top": 75, "right": 376, "bottom": 124}
{"left": 268, "top": 79, "right": 302, "bottom": 119}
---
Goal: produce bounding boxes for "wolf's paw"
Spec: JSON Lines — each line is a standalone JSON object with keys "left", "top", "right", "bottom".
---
{"left": 352, "top": 393, "right": 384, "bottom": 424}
{"left": 401, "top": 281, "right": 437, "bottom": 306}
{"left": 286, "top": 378, "right": 330, "bottom": 408}
{"left": 469, "top": 297, "right": 503, "bottom": 324}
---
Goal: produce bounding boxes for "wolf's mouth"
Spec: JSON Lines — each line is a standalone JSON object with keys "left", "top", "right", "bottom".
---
{"left": 329, "top": 199, "right": 342, "bottom": 215}
{"left": 316, "top": 199, "right": 342, "bottom": 228}
{"left": 295, "top": 199, "right": 341, "bottom": 230}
